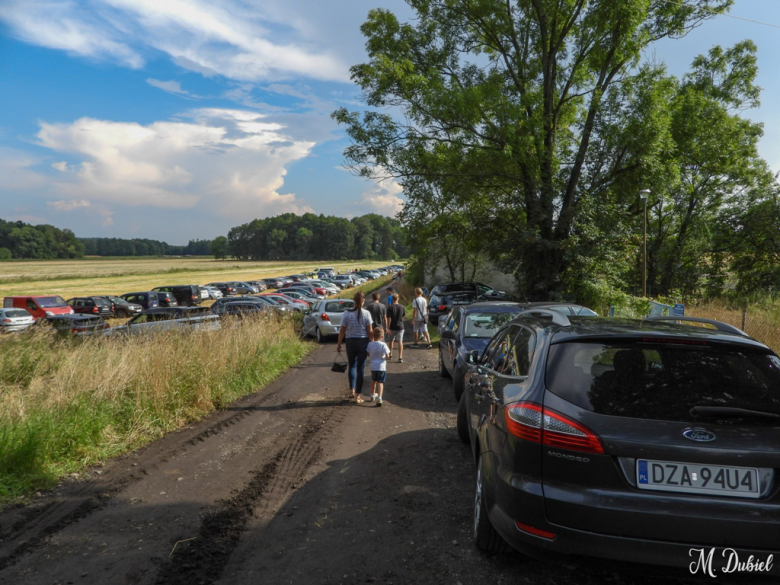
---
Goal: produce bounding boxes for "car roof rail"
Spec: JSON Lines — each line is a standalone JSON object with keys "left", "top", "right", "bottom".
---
{"left": 518, "top": 308, "right": 571, "bottom": 327}
{"left": 646, "top": 316, "right": 750, "bottom": 338}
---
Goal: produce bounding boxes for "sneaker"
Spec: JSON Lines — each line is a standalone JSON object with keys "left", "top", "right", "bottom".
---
{"left": 426, "top": 344, "right": 433, "bottom": 349}
{"left": 371, "top": 393, "right": 378, "bottom": 401}
{"left": 376, "top": 397, "right": 383, "bottom": 406}
{"left": 398, "top": 358, "right": 403, "bottom": 363}
{"left": 411, "top": 343, "right": 419, "bottom": 348}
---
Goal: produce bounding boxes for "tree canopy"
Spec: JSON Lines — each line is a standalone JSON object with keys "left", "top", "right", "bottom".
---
{"left": 334, "top": 0, "right": 753, "bottom": 299}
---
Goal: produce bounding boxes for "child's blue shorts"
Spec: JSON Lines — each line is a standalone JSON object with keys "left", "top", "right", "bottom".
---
{"left": 371, "top": 370, "right": 386, "bottom": 382}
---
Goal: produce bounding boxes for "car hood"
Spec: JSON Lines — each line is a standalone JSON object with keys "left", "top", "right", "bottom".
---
{"left": 460, "top": 337, "right": 491, "bottom": 353}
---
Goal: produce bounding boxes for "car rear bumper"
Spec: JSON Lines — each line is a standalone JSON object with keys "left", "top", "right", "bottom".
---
{"left": 318, "top": 322, "right": 341, "bottom": 336}
{"left": 2, "top": 323, "right": 33, "bottom": 332}
{"left": 486, "top": 457, "right": 780, "bottom": 576}
{"left": 490, "top": 502, "right": 780, "bottom": 575}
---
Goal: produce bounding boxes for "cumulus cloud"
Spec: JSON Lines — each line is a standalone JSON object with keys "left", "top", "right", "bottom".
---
{"left": 0, "top": 0, "right": 349, "bottom": 82}
{"left": 47, "top": 199, "right": 91, "bottom": 212}
{"left": 358, "top": 176, "right": 405, "bottom": 216}
{"left": 35, "top": 108, "right": 315, "bottom": 219}
{"left": 52, "top": 161, "right": 69, "bottom": 172}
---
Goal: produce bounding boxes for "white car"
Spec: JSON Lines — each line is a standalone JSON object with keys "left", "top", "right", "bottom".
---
{"left": 202, "top": 285, "right": 224, "bottom": 300}
{"left": 0, "top": 307, "right": 34, "bottom": 333}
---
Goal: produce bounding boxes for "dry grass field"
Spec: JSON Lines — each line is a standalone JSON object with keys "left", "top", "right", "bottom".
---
{"left": 0, "top": 257, "right": 396, "bottom": 298}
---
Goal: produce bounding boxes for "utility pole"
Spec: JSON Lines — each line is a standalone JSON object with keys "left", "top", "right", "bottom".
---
{"left": 639, "top": 190, "right": 651, "bottom": 297}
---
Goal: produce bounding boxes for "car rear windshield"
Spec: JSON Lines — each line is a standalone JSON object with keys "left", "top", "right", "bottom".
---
{"left": 463, "top": 312, "right": 519, "bottom": 337}
{"left": 36, "top": 296, "right": 67, "bottom": 308}
{"left": 325, "top": 301, "right": 355, "bottom": 313}
{"left": 95, "top": 298, "right": 112, "bottom": 307}
{"left": 5, "top": 309, "right": 29, "bottom": 318}
{"left": 545, "top": 341, "right": 780, "bottom": 426}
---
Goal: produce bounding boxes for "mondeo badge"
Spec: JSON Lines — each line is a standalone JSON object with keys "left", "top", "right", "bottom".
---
{"left": 683, "top": 428, "right": 717, "bottom": 442}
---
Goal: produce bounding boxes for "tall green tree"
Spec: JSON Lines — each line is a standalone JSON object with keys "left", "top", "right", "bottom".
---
{"left": 211, "top": 236, "right": 228, "bottom": 260}
{"left": 334, "top": 0, "right": 732, "bottom": 298}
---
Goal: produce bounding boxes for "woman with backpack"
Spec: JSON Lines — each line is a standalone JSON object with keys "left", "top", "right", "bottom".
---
{"left": 337, "top": 291, "right": 373, "bottom": 403}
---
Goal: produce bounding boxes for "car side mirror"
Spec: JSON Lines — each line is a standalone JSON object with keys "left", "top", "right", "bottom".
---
{"left": 441, "top": 329, "right": 457, "bottom": 340}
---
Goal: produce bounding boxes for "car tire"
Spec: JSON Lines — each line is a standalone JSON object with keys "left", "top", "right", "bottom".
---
{"left": 315, "top": 326, "right": 324, "bottom": 344}
{"left": 438, "top": 349, "right": 451, "bottom": 378}
{"left": 453, "top": 369, "right": 465, "bottom": 402}
{"left": 457, "top": 390, "right": 470, "bottom": 444}
{"left": 474, "top": 455, "right": 507, "bottom": 554}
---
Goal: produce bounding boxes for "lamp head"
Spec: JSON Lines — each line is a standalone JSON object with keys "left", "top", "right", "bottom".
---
{"left": 639, "top": 189, "right": 651, "bottom": 204}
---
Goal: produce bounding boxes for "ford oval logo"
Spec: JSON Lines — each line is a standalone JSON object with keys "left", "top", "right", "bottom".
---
{"left": 683, "top": 428, "right": 717, "bottom": 442}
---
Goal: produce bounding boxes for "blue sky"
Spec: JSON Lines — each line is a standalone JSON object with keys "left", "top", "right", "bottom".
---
{"left": 0, "top": 1, "right": 778, "bottom": 244}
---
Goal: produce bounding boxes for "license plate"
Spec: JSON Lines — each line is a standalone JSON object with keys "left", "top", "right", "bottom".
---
{"left": 636, "top": 459, "right": 760, "bottom": 499}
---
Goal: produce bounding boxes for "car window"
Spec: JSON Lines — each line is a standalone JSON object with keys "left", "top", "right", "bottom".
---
{"left": 36, "top": 296, "right": 67, "bottom": 308}
{"left": 27, "top": 299, "right": 38, "bottom": 311}
{"left": 148, "top": 312, "right": 173, "bottom": 322}
{"left": 325, "top": 300, "right": 355, "bottom": 312}
{"left": 497, "top": 326, "right": 535, "bottom": 377}
{"left": 451, "top": 309, "right": 462, "bottom": 332}
{"left": 130, "top": 314, "right": 148, "bottom": 324}
{"left": 6, "top": 309, "right": 29, "bottom": 318}
{"left": 481, "top": 327, "right": 512, "bottom": 370}
{"left": 3, "top": 299, "right": 11, "bottom": 308}
{"left": 546, "top": 341, "right": 780, "bottom": 426}
{"left": 464, "top": 312, "right": 519, "bottom": 338}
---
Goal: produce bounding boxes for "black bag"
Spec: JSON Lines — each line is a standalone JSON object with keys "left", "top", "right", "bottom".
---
{"left": 331, "top": 352, "right": 347, "bottom": 373}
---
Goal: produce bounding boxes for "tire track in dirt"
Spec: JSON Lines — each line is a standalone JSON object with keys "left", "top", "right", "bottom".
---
{"left": 153, "top": 405, "right": 346, "bottom": 585}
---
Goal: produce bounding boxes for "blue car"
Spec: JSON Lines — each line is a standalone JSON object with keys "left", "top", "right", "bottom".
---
{"left": 438, "top": 302, "right": 523, "bottom": 401}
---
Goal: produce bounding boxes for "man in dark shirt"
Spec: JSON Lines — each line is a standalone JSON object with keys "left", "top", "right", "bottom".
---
{"left": 385, "top": 293, "right": 406, "bottom": 362}
{"left": 366, "top": 291, "right": 387, "bottom": 336}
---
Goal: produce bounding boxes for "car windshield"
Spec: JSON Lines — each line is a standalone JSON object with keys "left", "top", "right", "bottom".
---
{"left": 5, "top": 309, "right": 29, "bottom": 318}
{"left": 546, "top": 341, "right": 780, "bottom": 427}
{"left": 325, "top": 300, "right": 355, "bottom": 312}
{"left": 36, "top": 296, "right": 67, "bottom": 308}
{"left": 108, "top": 296, "right": 128, "bottom": 305}
{"left": 94, "top": 298, "right": 112, "bottom": 307}
{"left": 463, "top": 312, "right": 519, "bottom": 337}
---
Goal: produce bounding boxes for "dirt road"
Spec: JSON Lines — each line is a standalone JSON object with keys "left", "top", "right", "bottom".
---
{"left": 0, "top": 338, "right": 725, "bottom": 585}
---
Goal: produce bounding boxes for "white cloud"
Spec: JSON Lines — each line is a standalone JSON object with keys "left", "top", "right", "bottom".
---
{"left": 35, "top": 108, "right": 315, "bottom": 219}
{"left": 358, "top": 176, "right": 405, "bottom": 216}
{"left": 147, "top": 78, "right": 191, "bottom": 96}
{"left": 47, "top": 199, "right": 91, "bottom": 211}
{"left": 0, "top": 0, "right": 349, "bottom": 82}
{"left": 52, "top": 161, "right": 69, "bottom": 172}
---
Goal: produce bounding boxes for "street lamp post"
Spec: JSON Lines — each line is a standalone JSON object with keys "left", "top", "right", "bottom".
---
{"left": 639, "top": 189, "right": 651, "bottom": 297}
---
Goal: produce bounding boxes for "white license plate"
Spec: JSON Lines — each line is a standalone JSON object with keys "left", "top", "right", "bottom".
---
{"left": 637, "top": 459, "right": 760, "bottom": 499}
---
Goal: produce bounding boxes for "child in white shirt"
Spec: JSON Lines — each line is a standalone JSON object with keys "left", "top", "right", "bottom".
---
{"left": 367, "top": 327, "right": 391, "bottom": 406}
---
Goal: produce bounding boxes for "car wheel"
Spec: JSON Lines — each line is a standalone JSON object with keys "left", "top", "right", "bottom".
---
{"left": 474, "top": 455, "right": 507, "bottom": 553}
{"left": 315, "top": 326, "right": 324, "bottom": 343}
{"left": 457, "top": 390, "right": 470, "bottom": 444}
{"left": 438, "top": 349, "right": 451, "bottom": 379}
{"left": 453, "top": 369, "right": 465, "bottom": 402}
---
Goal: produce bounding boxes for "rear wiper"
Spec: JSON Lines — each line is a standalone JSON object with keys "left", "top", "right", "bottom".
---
{"left": 690, "top": 406, "right": 780, "bottom": 420}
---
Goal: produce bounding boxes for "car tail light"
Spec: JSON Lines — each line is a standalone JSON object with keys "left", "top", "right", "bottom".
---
{"left": 192, "top": 295, "right": 197, "bottom": 300}
{"left": 321, "top": 313, "right": 330, "bottom": 321}
{"left": 504, "top": 402, "right": 604, "bottom": 454}
{"left": 439, "top": 305, "right": 446, "bottom": 311}
{"left": 515, "top": 521, "right": 556, "bottom": 540}
{"left": 92, "top": 307, "right": 99, "bottom": 313}
{"left": 2, "top": 318, "right": 10, "bottom": 323}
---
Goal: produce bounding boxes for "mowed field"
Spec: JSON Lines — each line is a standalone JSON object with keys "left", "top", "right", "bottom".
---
{"left": 0, "top": 257, "right": 397, "bottom": 298}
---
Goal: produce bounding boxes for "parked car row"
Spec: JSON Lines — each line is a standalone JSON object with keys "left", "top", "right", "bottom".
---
{"left": 427, "top": 278, "right": 780, "bottom": 575}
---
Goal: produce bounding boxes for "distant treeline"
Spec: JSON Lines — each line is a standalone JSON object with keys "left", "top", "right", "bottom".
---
{"left": 0, "top": 218, "right": 84, "bottom": 260}
{"left": 79, "top": 238, "right": 212, "bottom": 257}
{"left": 227, "top": 213, "right": 410, "bottom": 260}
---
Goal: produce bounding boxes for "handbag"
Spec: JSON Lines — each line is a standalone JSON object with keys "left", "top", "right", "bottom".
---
{"left": 331, "top": 351, "right": 348, "bottom": 373}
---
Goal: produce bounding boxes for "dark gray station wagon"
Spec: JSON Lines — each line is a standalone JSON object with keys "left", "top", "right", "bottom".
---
{"left": 459, "top": 311, "right": 780, "bottom": 575}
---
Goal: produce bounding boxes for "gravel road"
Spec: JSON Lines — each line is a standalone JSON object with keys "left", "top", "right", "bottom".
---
{"left": 0, "top": 336, "right": 754, "bottom": 584}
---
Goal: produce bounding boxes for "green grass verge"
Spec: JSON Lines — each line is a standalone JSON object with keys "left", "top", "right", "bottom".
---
{"left": 0, "top": 317, "right": 311, "bottom": 503}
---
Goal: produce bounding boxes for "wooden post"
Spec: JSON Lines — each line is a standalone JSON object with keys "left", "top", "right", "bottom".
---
{"left": 741, "top": 308, "right": 747, "bottom": 331}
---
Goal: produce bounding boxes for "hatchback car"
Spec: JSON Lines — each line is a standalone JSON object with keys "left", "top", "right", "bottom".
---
{"left": 430, "top": 281, "right": 506, "bottom": 300}
{"left": 263, "top": 278, "right": 286, "bottom": 289}
{"left": 458, "top": 311, "right": 780, "bottom": 575}
{"left": 120, "top": 291, "right": 161, "bottom": 310}
{"left": 246, "top": 280, "right": 268, "bottom": 292}
{"left": 205, "top": 282, "right": 236, "bottom": 297}
{"left": 439, "top": 302, "right": 524, "bottom": 400}
{"left": 152, "top": 285, "right": 203, "bottom": 306}
{"left": 428, "top": 291, "right": 480, "bottom": 325}
{"left": 40, "top": 314, "right": 109, "bottom": 336}
{"left": 0, "top": 308, "right": 34, "bottom": 333}
{"left": 211, "top": 295, "right": 288, "bottom": 315}
{"left": 301, "top": 299, "right": 356, "bottom": 342}
{"left": 96, "top": 296, "right": 143, "bottom": 318}
{"left": 260, "top": 293, "right": 309, "bottom": 312}
{"left": 66, "top": 296, "right": 114, "bottom": 317}
{"left": 155, "top": 292, "right": 178, "bottom": 307}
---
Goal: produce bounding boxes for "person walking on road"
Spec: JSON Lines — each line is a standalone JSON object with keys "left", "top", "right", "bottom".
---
{"left": 385, "top": 293, "right": 405, "bottom": 362}
{"left": 367, "top": 327, "right": 391, "bottom": 406}
{"left": 385, "top": 287, "right": 394, "bottom": 306}
{"left": 337, "top": 291, "right": 373, "bottom": 403}
{"left": 366, "top": 291, "right": 387, "bottom": 338}
{"left": 411, "top": 287, "right": 432, "bottom": 349}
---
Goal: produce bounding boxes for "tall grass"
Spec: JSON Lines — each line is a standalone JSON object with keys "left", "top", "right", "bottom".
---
{"left": 0, "top": 315, "right": 310, "bottom": 502}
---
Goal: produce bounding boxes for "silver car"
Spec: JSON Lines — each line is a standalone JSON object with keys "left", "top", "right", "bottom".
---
{"left": 0, "top": 307, "right": 34, "bottom": 332}
{"left": 227, "top": 281, "right": 259, "bottom": 294}
{"left": 301, "top": 299, "right": 356, "bottom": 343}
{"left": 202, "top": 285, "right": 224, "bottom": 300}
{"left": 106, "top": 307, "right": 221, "bottom": 336}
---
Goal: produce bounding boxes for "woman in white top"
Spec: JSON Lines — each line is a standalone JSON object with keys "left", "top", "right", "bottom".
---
{"left": 337, "top": 291, "right": 373, "bottom": 402}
